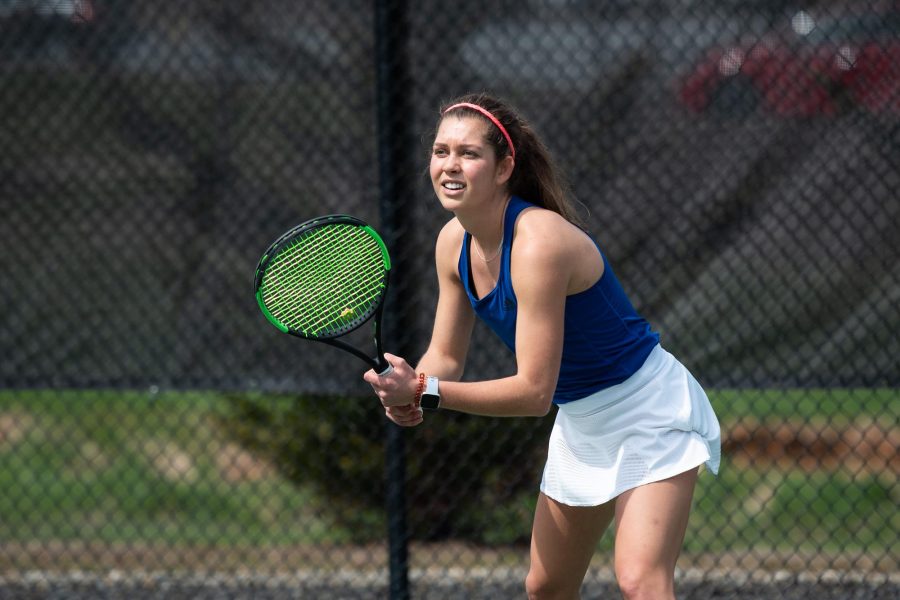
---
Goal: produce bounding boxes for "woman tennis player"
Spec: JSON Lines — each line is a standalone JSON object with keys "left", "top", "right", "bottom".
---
{"left": 364, "top": 93, "right": 720, "bottom": 600}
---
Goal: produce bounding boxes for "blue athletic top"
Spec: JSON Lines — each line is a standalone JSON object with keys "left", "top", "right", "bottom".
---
{"left": 458, "top": 196, "right": 660, "bottom": 404}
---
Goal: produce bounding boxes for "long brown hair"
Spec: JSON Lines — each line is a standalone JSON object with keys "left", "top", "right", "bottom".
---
{"left": 438, "top": 93, "right": 583, "bottom": 226}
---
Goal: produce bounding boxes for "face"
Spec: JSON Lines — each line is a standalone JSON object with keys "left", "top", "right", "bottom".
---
{"left": 429, "top": 116, "right": 513, "bottom": 213}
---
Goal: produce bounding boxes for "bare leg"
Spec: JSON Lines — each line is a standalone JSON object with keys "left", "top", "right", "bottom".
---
{"left": 613, "top": 467, "right": 699, "bottom": 600}
{"left": 526, "top": 493, "right": 616, "bottom": 600}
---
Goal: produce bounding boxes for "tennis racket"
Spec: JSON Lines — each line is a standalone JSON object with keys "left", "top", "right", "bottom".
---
{"left": 254, "top": 214, "right": 393, "bottom": 375}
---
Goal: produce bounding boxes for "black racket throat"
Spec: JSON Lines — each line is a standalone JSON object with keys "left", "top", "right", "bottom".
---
{"left": 315, "top": 284, "right": 392, "bottom": 374}
{"left": 320, "top": 339, "right": 392, "bottom": 374}
{"left": 314, "top": 310, "right": 393, "bottom": 375}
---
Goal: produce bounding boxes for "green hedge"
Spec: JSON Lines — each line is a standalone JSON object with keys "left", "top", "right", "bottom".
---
{"left": 0, "top": 389, "right": 895, "bottom": 554}
{"left": 220, "top": 392, "right": 552, "bottom": 543}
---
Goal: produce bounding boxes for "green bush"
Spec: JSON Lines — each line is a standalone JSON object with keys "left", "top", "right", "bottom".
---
{"left": 220, "top": 393, "right": 553, "bottom": 544}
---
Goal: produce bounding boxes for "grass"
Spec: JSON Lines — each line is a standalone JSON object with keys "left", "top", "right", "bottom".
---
{"left": 684, "top": 458, "right": 898, "bottom": 554}
{"left": 0, "top": 388, "right": 896, "bottom": 559}
{"left": 709, "top": 387, "right": 897, "bottom": 425}
{"left": 683, "top": 388, "right": 898, "bottom": 555}
{"left": 0, "top": 390, "right": 355, "bottom": 546}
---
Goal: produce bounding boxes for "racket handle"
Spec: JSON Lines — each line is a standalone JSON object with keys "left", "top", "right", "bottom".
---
{"left": 375, "top": 352, "right": 393, "bottom": 376}
{"left": 377, "top": 363, "right": 394, "bottom": 376}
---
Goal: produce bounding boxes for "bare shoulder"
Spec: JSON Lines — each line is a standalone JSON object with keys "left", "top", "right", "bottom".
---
{"left": 513, "top": 207, "right": 591, "bottom": 257}
{"left": 512, "top": 207, "right": 602, "bottom": 294}
{"left": 434, "top": 218, "right": 465, "bottom": 275}
{"left": 436, "top": 217, "right": 465, "bottom": 245}
{"left": 436, "top": 218, "right": 465, "bottom": 256}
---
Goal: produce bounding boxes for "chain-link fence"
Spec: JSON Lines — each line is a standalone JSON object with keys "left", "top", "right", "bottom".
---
{"left": 1, "top": 0, "right": 898, "bottom": 598}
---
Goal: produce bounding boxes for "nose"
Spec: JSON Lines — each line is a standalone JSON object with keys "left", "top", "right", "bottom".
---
{"left": 443, "top": 152, "right": 461, "bottom": 173}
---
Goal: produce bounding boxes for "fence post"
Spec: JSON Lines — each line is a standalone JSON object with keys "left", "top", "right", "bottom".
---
{"left": 374, "top": 0, "right": 412, "bottom": 598}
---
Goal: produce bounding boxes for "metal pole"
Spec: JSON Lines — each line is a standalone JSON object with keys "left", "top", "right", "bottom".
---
{"left": 374, "top": 1, "right": 412, "bottom": 598}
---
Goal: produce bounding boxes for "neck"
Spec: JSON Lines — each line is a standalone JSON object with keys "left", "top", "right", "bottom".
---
{"left": 457, "top": 194, "right": 511, "bottom": 250}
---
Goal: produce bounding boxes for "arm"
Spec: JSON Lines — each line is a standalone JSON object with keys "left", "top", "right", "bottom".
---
{"left": 414, "top": 219, "right": 476, "bottom": 381}
{"left": 429, "top": 211, "right": 571, "bottom": 417}
{"left": 363, "top": 220, "right": 474, "bottom": 423}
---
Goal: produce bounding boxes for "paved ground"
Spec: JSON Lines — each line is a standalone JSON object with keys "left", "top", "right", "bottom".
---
{"left": 0, "top": 569, "right": 896, "bottom": 599}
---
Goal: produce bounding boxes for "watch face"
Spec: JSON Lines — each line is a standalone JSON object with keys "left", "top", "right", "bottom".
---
{"left": 420, "top": 394, "right": 440, "bottom": 409}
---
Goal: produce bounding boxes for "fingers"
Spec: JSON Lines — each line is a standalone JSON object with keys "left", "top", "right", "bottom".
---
{"left": 383, "top": 354, "right": 416, "bottom": 376}
{"left": 363, "top": 354, "right": 419, "bottom": 408}
{"left": 385, "top": 404, "right": 424, "bottom": 427}
{"left": 362, "top": 355, "right": 424, "bottom": 424}
{"left": 362, "top": 367, "right": 381, "bottom": 386}
{"left": 362, "top": 354, "right": 409, "bottom": 385}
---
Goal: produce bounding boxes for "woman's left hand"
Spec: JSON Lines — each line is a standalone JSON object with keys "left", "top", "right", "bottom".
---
{"left": 384, "top": 403, "right": 424, "bottom": 427}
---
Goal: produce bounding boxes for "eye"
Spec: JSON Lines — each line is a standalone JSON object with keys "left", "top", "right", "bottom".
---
{"left": 432, "top": 147, "right": 448, "bottom": 157}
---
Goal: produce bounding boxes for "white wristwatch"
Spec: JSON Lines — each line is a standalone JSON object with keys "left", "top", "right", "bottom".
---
{"left": 420, "top": 376, "right": 440, "bottom": 410}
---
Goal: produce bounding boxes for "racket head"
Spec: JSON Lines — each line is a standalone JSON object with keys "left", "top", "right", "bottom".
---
{"left": 254, "top": 215, "right": 391, "bottom": 340}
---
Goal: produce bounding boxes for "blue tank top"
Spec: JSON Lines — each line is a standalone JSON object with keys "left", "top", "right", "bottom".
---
{"left": 458, "top": 196, "right": 659, "bottom": 404}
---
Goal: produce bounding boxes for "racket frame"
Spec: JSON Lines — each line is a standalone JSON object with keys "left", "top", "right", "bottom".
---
{"left": 254, "top": 214, "right": 392, "bottom": 374}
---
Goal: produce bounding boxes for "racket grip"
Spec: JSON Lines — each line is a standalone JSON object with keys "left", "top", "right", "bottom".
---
{"left": 377, "top": 363, "right": 394, "bottom": 376}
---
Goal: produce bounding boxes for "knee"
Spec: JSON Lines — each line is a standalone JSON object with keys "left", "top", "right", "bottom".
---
{"left": 525, "top": 568, "right": 579, "bottom": 600}
{"left": 614, "top": 563, "right": 674, "bottom": 600}
{"left": 524, "top": 569, "right": 551, "bottom": 600}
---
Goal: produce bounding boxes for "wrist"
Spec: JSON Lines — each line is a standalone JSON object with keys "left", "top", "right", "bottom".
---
{"left": 413, "top": 372, "right": 426, "bottom": 406}
{"left": 420, "top": 375, "right": 441, "bottom": 410}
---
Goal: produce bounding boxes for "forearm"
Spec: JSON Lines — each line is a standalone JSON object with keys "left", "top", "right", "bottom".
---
{"left": 434, "top": 375, "right": 553, "bottom": 418}
{"left": 414, "top": 347, "right": 465, "bottom": 382}
{"left": 416, "top": 368, "right": 553, "bottom": 417}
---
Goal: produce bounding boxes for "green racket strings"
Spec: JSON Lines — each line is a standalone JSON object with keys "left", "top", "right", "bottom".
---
{"left": 259, "top": 225, "right": 387, "bottom": 337}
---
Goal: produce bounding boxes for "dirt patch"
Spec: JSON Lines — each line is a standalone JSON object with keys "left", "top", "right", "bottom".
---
{"left": 215, "top": 443, "right": 275, "bottom": 483}
{"left": 0, "top": 412, "right": 34, "bottom": 451}
{"left": 141, "top": 439, "right": 198, "bottom": 483}
{"left": 722, "top": 419, "right": 899, "bottom": 475}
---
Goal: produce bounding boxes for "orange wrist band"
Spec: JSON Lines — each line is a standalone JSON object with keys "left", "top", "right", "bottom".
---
{"left": 413, "top": 372, "right": 426, "bottom": 406}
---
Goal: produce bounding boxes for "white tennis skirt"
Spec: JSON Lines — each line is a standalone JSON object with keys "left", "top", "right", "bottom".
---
{"left": 540, "top": 344, "right": 721, "bottom": 506}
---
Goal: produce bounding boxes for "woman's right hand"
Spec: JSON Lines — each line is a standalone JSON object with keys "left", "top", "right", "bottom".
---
{"left": 363, "top": 353, "right": 424, "bottom": 427}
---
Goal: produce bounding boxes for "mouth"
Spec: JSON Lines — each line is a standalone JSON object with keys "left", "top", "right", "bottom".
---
{"left": 442, "top": 181, "right": 465, "bottom": 192}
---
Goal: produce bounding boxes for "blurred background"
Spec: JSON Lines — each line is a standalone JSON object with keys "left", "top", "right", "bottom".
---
{"left": 1, "top": 0, "right": 897, "bottom": 598}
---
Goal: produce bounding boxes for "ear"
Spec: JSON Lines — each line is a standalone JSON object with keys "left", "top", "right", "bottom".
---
{"left": 495, "top": 155, "right": 515, "bottom": 186}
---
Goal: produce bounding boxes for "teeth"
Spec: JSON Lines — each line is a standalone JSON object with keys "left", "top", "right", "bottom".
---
{"left": 444, "top": 182, "right": 464, "bottom": 190}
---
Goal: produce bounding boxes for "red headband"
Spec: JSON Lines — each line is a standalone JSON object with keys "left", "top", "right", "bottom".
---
{"left": 443, "top": 102, "right": 516, "bottom": 160}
